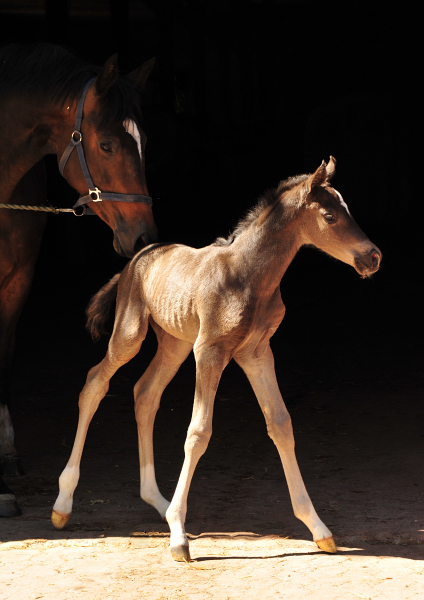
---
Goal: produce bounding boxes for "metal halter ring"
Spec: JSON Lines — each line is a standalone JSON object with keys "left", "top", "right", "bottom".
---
{"left": 89, "top": 187, "right": 102, "bottom": 202}
{"left": 71, "top": 130, "right": 82, "bottom": 144}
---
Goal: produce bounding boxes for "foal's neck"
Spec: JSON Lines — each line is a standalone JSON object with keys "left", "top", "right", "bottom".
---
{"left": 230, "top": 200, "right": 301, "bottom": 294}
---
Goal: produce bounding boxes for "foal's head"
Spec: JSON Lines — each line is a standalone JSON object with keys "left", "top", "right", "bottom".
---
{"left": 296, "top": 157, "right": 381, "bottom": 277}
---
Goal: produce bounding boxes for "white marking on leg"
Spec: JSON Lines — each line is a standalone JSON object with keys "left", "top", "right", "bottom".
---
{"left": 140, "top": 463, "right": 170, "bottom": 518}
{"left": 335, "top": 190, "right": 351, "bottom": 215}
{"left": 53, "top": 465, "right": 80, "bottom": 515}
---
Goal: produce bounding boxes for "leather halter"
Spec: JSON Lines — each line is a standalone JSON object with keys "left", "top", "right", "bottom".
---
{"left": 58, "top": 77, "right": 152, "bottom": 215}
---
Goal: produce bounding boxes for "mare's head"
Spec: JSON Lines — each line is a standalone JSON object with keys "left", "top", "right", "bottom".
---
{"left": 296, "top": 157, "right": 381, "bottom": 277}
{"left": 57, "top": 53, "right": 157, "bottom": 257}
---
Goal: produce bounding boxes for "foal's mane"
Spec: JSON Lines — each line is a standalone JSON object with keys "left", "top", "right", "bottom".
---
{"left": 214, "top": 173, "right": 309, "bottom": 246}
{"left": 0, "top": 43, "right": 142, "bottom": 129}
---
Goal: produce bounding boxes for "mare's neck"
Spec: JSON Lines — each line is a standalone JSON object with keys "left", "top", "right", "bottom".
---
{"left": 230, "top": 201, "right": 302, "bottom": 295}
{"left": 0, "top": 95, "right": 71, "bottom": 204}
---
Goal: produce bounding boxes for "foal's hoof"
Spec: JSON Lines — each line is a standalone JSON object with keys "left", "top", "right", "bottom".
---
{"left": 170, "top": 544, "right": 191, "bottom": 562}
{"left": 0, "top": 493, "right": 22, "bottom": 517}
{"left": 51, "top": 509, "right": 70, "bottom": 530}
{"left": 315, "top": 536, "right": 337, "bottom": 553}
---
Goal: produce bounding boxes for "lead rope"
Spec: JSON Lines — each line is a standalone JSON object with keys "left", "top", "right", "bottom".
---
{"left": 0, "top": 203, "right": 80, "bottom": 215}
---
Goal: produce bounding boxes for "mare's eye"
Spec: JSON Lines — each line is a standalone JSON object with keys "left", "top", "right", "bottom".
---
{"left": 323, "top": 212, "right": 335, "bottom": 222}
{"left": 100, "top": 141, "right": 114, "bottom": 153}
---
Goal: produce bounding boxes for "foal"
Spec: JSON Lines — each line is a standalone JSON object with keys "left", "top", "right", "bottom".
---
{"left": 52, "top": 157, "right": 381, "bottom": 561}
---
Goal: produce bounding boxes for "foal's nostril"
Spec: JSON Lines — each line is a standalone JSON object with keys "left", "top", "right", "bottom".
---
{"left": 371, "top": 251, "right": 380, "bottom": 267}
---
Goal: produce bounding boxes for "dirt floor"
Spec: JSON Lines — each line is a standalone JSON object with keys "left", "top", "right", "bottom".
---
{"left": 1, "top": 247, "right": 424, "bottom": 599}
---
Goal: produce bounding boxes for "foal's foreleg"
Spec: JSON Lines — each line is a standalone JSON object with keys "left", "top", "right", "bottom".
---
{"left": 134, "top": 331, "right": 192, "bottom": 520}
{"left": 165, "top": 344, "right": 229, "bottom": 562}
{"left": 236, "top": 346, "right": 336, "bottom": 553}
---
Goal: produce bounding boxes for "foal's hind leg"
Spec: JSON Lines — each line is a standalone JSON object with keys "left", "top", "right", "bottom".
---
{"left": 134, "top": 323, "right": 192, "bottom": 520}
{"left": 235, "top": 346, "right": 337, "bottom": 553}
{"left": 52, "top": 312, "right": 148, "bottom": 530}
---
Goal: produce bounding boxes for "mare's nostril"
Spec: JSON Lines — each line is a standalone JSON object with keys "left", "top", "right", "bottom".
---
{"left": 134, "top": 235, "right": 146, "bottom": 254}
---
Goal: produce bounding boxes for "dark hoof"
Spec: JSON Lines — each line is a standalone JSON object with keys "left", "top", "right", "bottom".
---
{"left": 170, "top": 544, "right": 191, "bottom": 562}
{"left": 0, "top": 456, "right": 25, "bottom": 477}
{"left": 0, "top": 493, "right": 22, "bottom": 517}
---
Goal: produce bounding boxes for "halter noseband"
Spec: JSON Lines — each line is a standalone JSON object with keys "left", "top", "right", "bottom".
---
{"left": 58, "top": 77, "right": 152, "bottom": 215}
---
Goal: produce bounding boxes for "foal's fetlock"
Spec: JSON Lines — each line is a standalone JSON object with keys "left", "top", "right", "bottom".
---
{"left": 312, "top": 523, "right": 337, "bottom": 553}
{"left": 141, "top": 492, "right": 170, "bottom": 521}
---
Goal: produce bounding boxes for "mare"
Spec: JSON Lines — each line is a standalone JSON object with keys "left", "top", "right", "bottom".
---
{"left": 0, "top": 43, "right": 157, "bottom": 516}
{"left": 52, "top": 157, "right": 381, "bottom": 561}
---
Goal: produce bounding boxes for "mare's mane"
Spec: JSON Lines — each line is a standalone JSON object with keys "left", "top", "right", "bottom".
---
{"left": 214, "top": 173, "right": 309, "bottom": 246}
{"left": 0, "top": 43, "right": 142, "bottom": 129}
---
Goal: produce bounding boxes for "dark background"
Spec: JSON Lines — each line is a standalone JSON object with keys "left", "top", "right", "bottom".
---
{"left": 0, "top": 0, "right": 421, "bottom": 409}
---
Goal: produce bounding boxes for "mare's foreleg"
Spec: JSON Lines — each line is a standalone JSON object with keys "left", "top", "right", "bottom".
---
{"left": 166, "top": 343, "right": 229, "bottom": 562}
{"left": 134, "top": 324, "right": 192, "bottom": 520}
{"left": 0, "top": 162, "right": 47, "bottom": 481}
{"left": 0, "top": 247, "right": 46, "bottom": 478}
{"left": 235, "top": 346, "right": 336, "bottom": 553}
{"left": 52, "top": 313, "right": 148, "bottom": 530}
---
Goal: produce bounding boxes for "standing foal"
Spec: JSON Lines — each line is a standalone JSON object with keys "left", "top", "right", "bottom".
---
{"left": 52, "top": 157, "right": 381, "bottom": 561}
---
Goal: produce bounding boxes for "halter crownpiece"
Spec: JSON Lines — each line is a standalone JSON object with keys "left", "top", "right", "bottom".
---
{"left": 58, "top": 77, "right": 152, "bottom": 215}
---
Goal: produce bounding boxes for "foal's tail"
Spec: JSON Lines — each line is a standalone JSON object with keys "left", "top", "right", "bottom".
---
{"left": 86, "top": 273, "right": 121, "bottom": 341}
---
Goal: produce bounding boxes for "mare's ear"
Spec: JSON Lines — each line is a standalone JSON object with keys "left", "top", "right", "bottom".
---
{"left": 95, "top": 54, "right": 119, "bottom": 97}
{"left": 128, "top": 57, "right": 156, "bottom": 90}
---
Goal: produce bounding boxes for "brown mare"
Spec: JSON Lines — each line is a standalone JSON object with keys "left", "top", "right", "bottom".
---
{"left": 0, "top": 43, "right": 156, "bottom": 516}
{"left": 52, "top": 157, "right": 381, "bottom": 561}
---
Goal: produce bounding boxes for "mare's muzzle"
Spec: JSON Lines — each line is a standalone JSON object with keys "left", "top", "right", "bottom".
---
{"left": 114, "top": 223, "right": 158, "bottom": 258}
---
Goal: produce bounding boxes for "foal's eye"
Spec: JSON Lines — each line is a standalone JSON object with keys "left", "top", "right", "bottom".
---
{"left": 100, "top": 142, "right": 114, "bottom": 153}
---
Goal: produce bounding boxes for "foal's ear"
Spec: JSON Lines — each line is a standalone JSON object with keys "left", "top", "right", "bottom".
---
{"left": 128, "top": 57, "right": 156, "bottom": 90}
{"left": 310, "top": 160, "right": 328, "bottom": 189}
{"left": 305, "top": 158, "right": 336, "bottom": 202}
{"left": 326, "top": 155, "right": 336, "bottom": 181}
{"left": 309, "top": 156, "right": 337, "bottom": 189}
{"left": 95, "top": 54, "right": 119, "bottom": 98}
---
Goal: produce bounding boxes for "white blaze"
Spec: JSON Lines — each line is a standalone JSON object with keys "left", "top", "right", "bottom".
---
{"left": 335, "top": 190, "right": 351, "bottom": 215}
{"left": 123, "top": 118, "right": 143, "bottom": 160}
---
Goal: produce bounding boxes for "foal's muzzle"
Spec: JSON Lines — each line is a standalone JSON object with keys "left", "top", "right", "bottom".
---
{"left": 354, "top": 248, "right": 382, "bottom": 278}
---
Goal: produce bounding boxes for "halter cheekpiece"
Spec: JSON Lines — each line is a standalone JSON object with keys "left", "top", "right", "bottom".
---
{"left": 58, "top": 77, "right": 152, "bottom": 215}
